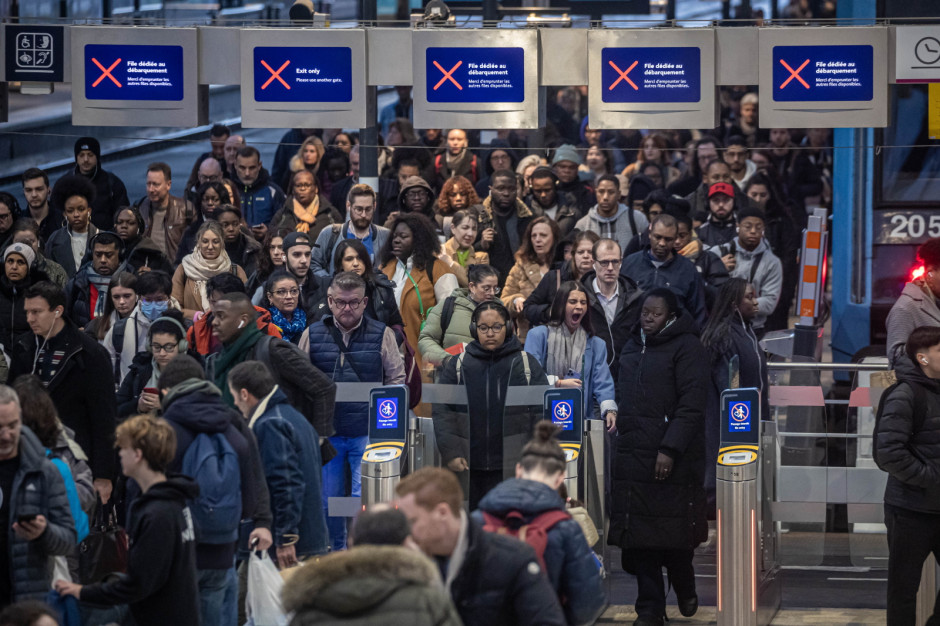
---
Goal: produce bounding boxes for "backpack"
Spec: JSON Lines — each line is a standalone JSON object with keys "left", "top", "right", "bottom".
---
{"left": 481, "top": 509, "right": 571, "bottom": 570}
{"left": 873, "top": 380, "right": 928, "bottom": 470}
{"left": 439, "top": 295, "right": 457, "bottom": 337}
{"left": 47, "top": 454, "right": 90, "bottom": 543}
{"left": 110, "top": 317, "right": 129, "bottom": 380}
{"left": 181, "top": 432, "right": 242, "bottom": 544}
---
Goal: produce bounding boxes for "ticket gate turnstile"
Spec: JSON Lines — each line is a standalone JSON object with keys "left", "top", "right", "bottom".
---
{"left": 716, "top": 388, "right": 780, "bottom": 626}
{"left": 361, "top": 385, "right": 409, "bottom": 507}
{"left": 544, "top": 388, "right": 583, "bottom": 500}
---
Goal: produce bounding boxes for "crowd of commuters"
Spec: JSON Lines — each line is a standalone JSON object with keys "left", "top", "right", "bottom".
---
{"left": 0, "top": 79, "right": 836, "bottom": 625}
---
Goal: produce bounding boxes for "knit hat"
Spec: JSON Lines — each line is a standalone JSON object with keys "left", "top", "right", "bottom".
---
{"left": 708, "top": 182, "right": 735, "bottom": 198}
{"left": 282, "top": 231, "right": 312, "bottom": 253}
{"left": 628, "top": 175, "right": 657, "bottom": 204}
{"left": 736, "top": 206, "right": 766, "bottom": 223}
{"left": 74, "top": 137, "right": 101, "bottom": 161}
{"left": 551, "top": 144, "right": 582, "bottom": 167}
{"left": 4, "top": 242, "right": 35, "bottom": 269}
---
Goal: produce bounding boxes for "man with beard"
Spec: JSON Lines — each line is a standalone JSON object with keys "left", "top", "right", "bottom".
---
{"left": 21, "top": 168, "right": 61, "bottom": 245}
{"left": 65, "top": 231, "right": 123, "bottom": 328}
{"left": 61, "top": 137, "right": 129, "bottom": 230}
{"left": 524, "top": 167, "right": 582, "bottom": 236}
{"left": 475, "top": 170, "right": 534, "bottom": 284}
{"left": 233, "top": 147, "right": 285, "bottom": 242}
{"left": 312, "top": 184, "right": 390, "bottom": 277}
{"left": 139, "top": 162, "right": 195, "bottom": 263}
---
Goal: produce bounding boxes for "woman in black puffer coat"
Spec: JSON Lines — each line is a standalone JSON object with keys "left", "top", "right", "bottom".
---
{"left": 610, "top": 288, "right": 708, "bottom": 626}
{"left": 0, "top": 244, "right": 51, "bottom": 352}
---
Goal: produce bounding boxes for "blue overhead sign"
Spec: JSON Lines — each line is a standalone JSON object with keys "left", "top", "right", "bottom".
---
{"left": 253, "top": 46, "right": 353, "bottom": 103}
{"left": 601, "top": 47, "right": 701, "bottom": 104}
{"left": 84, "top": 44, "right": 184, "bottom": 101}
{"left": 772, "top": 45, "right": 873, "bottom": 102}
{"left": 426, "top": 47, "right": 525, "bottom": 103}
{"left": 5, "top": 25, "right": 64, "bottom": 82}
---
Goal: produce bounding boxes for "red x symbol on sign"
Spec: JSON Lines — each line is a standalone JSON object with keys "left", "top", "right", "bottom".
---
{"left": 779, "top": 59, "right": 811, "bottom": 90}
{"left": 433, "top": 60, "right": 462, "bottom": 91}
{"left": 261, "top": 59, "right": 291, "bottom": 90}
{"left": 608, "top": 60, "right": 639, "bottom": 91}
{"left": 91, "top": 57, "right": 122, "bottom": 88}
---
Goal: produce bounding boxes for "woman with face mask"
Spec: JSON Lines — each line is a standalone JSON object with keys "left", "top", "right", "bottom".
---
{"left": 610, "top": 288, "right": 709, "bottom": 626}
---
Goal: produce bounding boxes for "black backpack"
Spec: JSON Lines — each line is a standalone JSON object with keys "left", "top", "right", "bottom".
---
{"left": 439, "top": 295, "right": 457, "bottom": 337}
{"left": 872, "top": 380, "right": 928, "bottom": 470}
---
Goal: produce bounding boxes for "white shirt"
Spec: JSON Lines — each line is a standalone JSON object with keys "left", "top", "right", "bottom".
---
{"left": 70, "top": 230, "right": 88, "bottom": 270}
{"left": 593, "top": 277, "right": 620, "bottom": 324}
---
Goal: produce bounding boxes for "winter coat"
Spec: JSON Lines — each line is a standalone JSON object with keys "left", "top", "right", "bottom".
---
{"left": 224, "top": 234, "right": 263, "bottom": 280}
{"left": 578, "top": 270, "right": 644, "bottom": 380}
{"left": 283, "top": 545, "right": 462, "bottom": 626}
{"left": 475, "top": 196, "right": 535, "bottom": 283}
{"left": 59, "top": 165, "right": 130, "bottom": 231}
{"left": 418, "top": 288, "right": 478, "bottom": 367}
{"left": 524, "top": 326, "right": 617, "bottom": 419}
{"left": 5, "top": 426, "right": 76, "bottom": 602}
{"left": 44, "top": 224, "right": 97, "bottom": 278}
{"left": 139, "top": 194, "right": 196, "bottom": 263}
{"left": 186, "top": 305, "right": 281, "bottom": 356}
{"left": 433, "top": 337, "right": 548, "bottom": 471}
{"left": 9, "top": 321, "right": 117, "bottom": 480}
{"left": 116, "top": 351, "right": 157, "bottom": 419}
{"left": 270, "top": 194, "right": 344, "bottom": 241}
{"left": 521, "top": 261, "right": 580, "bottom": 328}
{"left": 251, "top": 388, "right": 329, "bottom": 557}
{"left": 525, "top": 192, "right": 584, "bottom": 237}
{"left": 610, "top": 313, "right": 708, "bottom": 551}
{"left": 886, "top": 281, "right": 940, "bottom": 368}
{"left": 621, "top": 251, "right": 707, "bottom": 328}
{"left": 875, "top": 359, "right": 940, "bottom": 514}
{"left": 80, "top": 476, "right": 199, "bottom": 626}
{"left": 556, "top": 178, "right": 595, "bottom": 214}
{"left": 64, "top": 263, "right": 103, "bottom": 328}
{"left": 574, "top": 204, "right": 649, "bottom": 254}
{"left": 34, "top": 253, "right": 68, "bottom": 288}
{"left": 233, "top": 168, "right": 285, "bottom": 227}
{"left": 0, "top": 265, "right": 51, "bottom": 352}
{"left": 49, "top": 427, "right": 96, "bottom": 516}
{"left": 696, "top": 215, "right": 738, "bottom": 251}
{"left": 474, "top": 478, "right": 607, "bottom": 626}
{"left": 171, "top": 262, "right": 248, "bottom": 320}
{"left": 310, "top": 222, "right": 390, "bottom": 278}
{"left": 441, "top": 237, "right": 489, "bottom": 288}
{"left": 448, "top": 515, "right": 567, "bottom": 626}
{"left": 119, "top": 236, "right": 175, "bottom": 276}
{"left": 502, "top": 260, "right": 546, "bottom": 341}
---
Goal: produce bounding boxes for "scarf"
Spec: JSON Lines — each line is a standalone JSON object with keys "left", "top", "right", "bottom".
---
{"left": 292, "top": 195, "right": 320, "bottom": 234}
{"left": 213, "top": 324, "right": 264, "bottom": 406}
{"left": 455, "top": 247, "right": 472, "bottom": 267}
{"left": 269, "top": 306, "right": 307, "bottom": 343}
{"left": 181, "top": 247, "right": 233, "bottom": 313}
{"left": 545, "top": 324, "right": 588, "bottom": 380}
{"left": 86, "top": 267, "right": 112, "bottom": 318}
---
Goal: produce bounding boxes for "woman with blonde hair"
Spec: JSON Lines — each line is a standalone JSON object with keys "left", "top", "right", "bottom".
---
{"left": 284, "top": 135, "right": 325, "bottom": 190}
{"left": 172, "top": 220, "right": 247, "bottom": 320}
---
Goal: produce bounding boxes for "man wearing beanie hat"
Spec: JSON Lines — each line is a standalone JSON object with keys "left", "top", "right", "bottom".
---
{"left": 696, "top": 181, "right": 739, "bottom": 254}
{"left": 65, "top": 137, "right": 129, "bottom": 231}
{"left": 552, "top": 144, "right": 595, "bottom": 213}
{"left": 715, "top": 206, "right": 782, "bottom": 335}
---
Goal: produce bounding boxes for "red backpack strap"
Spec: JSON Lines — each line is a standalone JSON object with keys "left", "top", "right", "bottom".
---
{"left": 482, "top": 511, "right": 508, "bottom": 534}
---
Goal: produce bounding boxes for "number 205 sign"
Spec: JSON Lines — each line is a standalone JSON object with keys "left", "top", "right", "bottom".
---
{"left": 875, "top": 210, "right": 940, "bottom": 245}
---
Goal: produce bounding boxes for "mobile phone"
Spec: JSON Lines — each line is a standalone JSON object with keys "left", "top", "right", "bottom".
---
{"left": 143, "top": 387, "right": 158, "bottom": 395}
{"left": 17, "top": 514, "right": 37, "bottom": 525}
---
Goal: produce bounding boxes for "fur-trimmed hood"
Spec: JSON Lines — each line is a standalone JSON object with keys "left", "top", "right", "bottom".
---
{"left": 283, "top": 545, "right": 441, "bottom": 616}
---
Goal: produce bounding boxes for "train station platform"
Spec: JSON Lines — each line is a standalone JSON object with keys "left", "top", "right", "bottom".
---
{"left": 599, "top": 606, "right": 885, "bottom": 624}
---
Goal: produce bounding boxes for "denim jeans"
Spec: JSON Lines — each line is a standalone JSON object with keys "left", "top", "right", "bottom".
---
{"left": 322, "top": 435, "right": 369, "bottom": 551}
{"left": 197, "top": 566, "right": 238, "bottom": 626}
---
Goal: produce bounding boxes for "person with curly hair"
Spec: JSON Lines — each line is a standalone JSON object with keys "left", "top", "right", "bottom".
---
{"left": 434, "top": 175, "right": 481, "bottom": 235}
{"left": 378, "top": 213, "right": 457, "bottom": 363}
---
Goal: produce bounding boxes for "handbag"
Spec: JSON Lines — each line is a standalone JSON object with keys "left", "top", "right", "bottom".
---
{"left": 78, "top": 499, "right": 129, "bottom": 585}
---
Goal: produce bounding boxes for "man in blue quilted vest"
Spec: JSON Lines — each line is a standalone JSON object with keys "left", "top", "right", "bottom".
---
{"left": 298, "top": 271, "right": 405, "bottom": 551}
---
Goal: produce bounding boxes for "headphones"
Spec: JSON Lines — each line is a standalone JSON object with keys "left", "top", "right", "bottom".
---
{"left": 469, "top": 300, "right": 514, "bottom": 341}
{"left": 53, "top": 310, "right": 60, "bottom": 318}
{"left": 146, "top": 316, "right": 189, "bottom": 354}
{"left": 923, "top": 357, "right": 929, "bottom": 365}
{"left": 530, "top": 166, "right": 559, "bottom": 187}
{"left": 90, "top": 230, "right": 126, "bottom": 254}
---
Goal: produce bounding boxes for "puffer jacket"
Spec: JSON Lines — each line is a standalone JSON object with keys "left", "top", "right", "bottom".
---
{"left": 417, "top": 288, "right": 478, "bottom": 367}
{"left": 6, "top": 426, "right": 77, "bottom": 601}
{"left": 0, "top": 265, "right": 51, "bottom": 351}
{"left": 875, "top": 359, "right": 940, "bottom": 514}
{"left": 119, "top": 235, "right": 174, "bottom": 276}
{"left": 283, "top": 545, "right": 463, "bottom": 626}
{"left": 610, "top": 312, "right": 708, "bottom": 551}
{"left": 233, "top": 168, "right": 285, "bottom": 228}
{"left": 474, "top": 479, "right": 607, "bottom": 626}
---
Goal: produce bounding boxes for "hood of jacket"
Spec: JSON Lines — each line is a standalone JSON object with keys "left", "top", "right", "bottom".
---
{"left": 282, "top": 545, "right": 440, "bottom": 616}
{"left": 896, "top": 354, "right": 940, "bottom": 393}
{"left": 630, "top": 308, "right": 698, "bottom": 348}
{"left": 397, "top": 176, "right": 435, "bottom": 214}
{"left": 482, "top": 140, "right": 518, "bottom": 176}
{"left": 235, "top": 167, "right": 273, "bottom": 194}
{"left": 477, "top": 478, "right": 565, "bottom": 517}
{"left": 586, "top": 204, "right": 628, "bottom": 224}
{"left": 733, "top": 236, "right": 770, "bottom": 257}
{"left": 138, "top": 474, "right": 200, "bottom": 504}
{"left": 161, "top": 378, "right": 232, "bottom": 434}
{"left": 464, "top": 334, "right": 524, "bottom": 361}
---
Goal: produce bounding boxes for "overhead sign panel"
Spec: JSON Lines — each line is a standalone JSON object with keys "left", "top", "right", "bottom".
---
{"left": 759, "top": 27, "right": 887, "bottom": 128}
{"left": 895, "top": 26, "right": 940, "bottom": 83}
{"left": 413, "top": 29, "right": 541, "bottom": 130}
{"left": 71, "top": 27, "right": 205, "bottom": 127}
{"left": 588, "top": 29, "right": 717, "bottom": 130}
{"left": 4, "top": 25, "right": 64, "bottom": 83}
{"left": 240, "top": 29, "right": 366, "bottom": 129}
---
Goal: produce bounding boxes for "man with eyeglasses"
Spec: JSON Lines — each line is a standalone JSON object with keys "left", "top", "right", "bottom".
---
{"left": 386, "top": 176, "right": 435, "bottom": 228}
{"left": 299, "top": 271, "right": 405, "bottom": 551}
{"left": 418, "top": 264, "right": 501, "bottom": 367}
{"left": 312, "top": 184, "right": 390, "bottom": 277}
{"left": 328, "top": 146, "right": 399, "bottom": 222}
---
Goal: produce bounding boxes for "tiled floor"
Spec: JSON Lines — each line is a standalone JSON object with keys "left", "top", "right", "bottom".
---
{"left": 600, "top": 606, "right": 886, "bottom": 625}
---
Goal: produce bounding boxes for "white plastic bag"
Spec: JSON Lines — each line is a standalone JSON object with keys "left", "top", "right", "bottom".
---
{"left": 245, "top": 552, "right": 287, "bottom": 626}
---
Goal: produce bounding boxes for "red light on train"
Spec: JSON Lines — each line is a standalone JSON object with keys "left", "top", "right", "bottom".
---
{"left": 912, "top": 265, "right": 926, "bottom": 281}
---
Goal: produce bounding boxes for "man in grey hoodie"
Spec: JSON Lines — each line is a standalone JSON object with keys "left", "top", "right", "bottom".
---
{"left": 574, "top": 175, "right": 649, "bottom": 254}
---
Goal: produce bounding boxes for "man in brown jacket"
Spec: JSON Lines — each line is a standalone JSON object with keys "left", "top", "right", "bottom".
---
{"left": 139, "top": 162, "right": 195, "bottom": 262}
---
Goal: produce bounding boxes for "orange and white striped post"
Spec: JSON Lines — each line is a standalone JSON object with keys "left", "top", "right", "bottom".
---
{"left": 798, "top": 209, "right": 828, "bottom": 327}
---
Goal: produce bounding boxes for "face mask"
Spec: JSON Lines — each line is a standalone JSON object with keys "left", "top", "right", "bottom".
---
{"left": 140, "top": 299, "right": 169, "bottom": 321}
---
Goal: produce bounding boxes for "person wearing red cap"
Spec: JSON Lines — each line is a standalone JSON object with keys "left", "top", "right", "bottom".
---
{"left": 695, "top": 182, "right": 739, "bottom": 257}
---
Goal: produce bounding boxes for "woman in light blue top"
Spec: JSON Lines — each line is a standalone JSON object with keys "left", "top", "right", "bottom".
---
{"left": 525, "top": 280, "right": 617, "bottom": 429}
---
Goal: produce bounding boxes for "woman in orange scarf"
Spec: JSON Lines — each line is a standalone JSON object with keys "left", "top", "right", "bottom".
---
{"left": 270, "top": 169, "right": 343, "bottom": 240}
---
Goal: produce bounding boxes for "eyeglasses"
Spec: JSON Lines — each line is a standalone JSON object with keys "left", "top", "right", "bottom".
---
{"left": 471, "top": 284, "right": 500, "bottom": 295}
{"left": 330, "top": 296, "right": 365, "bottom": 310}
{"left": 350, "top": 205, "right": 373, "bottom": 216}
{"left": 0, "top": 213, "right": 12, "bottom": 220}
{"left": 477, "top": 323, "right": 505, "bottom": 335}
{"left": 141, "top": 296, "right": 169, "bottom": 305}
{"left": 596, "top": 259, "right": 621, "bottom": 267}
{"left": 406, "top": 190, "right": 428, "bottom": 199}
{"left": 150, "top": 343, "right": 178, "bottom": 354}
{"left": 294, "top": 182, "right": 314, "bottom": 190}
{"left": 272, "top": 288, "right": 300, "bottom": 298}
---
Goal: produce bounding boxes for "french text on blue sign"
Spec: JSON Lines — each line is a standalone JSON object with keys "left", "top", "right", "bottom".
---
{"left": 602, "top": 47, "right": 701, "bottom": 104}
{"left": 552, "top": 400, "right": 574, "bottom": 431}
{"left": 426, "top": 47, "right": 524, "bottom": 103}
{"left": 253, "top": 47, "right": 353, "bottom": 103}
{"left": 85, "top": 44, "right": 183, "bottom": 101}
{"left": 376, "top": 398, "right": 399, "bottom": 430}
{"left": 729, "top": 400, "right": 751, "bottom": 433}
{"left": 772, "top": 45, "right": 873, "bottom": 102}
